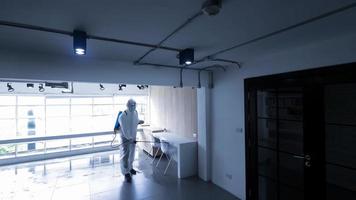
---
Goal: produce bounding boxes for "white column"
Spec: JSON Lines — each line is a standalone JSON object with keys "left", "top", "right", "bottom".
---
{"left": 197, "top": 87, "right": 211, "bottom": 181}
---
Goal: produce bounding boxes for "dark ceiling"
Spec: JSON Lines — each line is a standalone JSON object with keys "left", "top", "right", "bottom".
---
{"left": 0, "top": 0, "right": 356, "bottom": 70}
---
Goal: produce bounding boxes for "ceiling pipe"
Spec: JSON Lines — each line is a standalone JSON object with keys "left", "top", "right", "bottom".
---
{"left": 184, "top": 57, "right": 241, "bottom": 70}
{"left": 206, "top": 58, "right": 241, "bottom": 68}
{"left": 198, "top": 71, "right": 202, "bottom": 88}
{"left": 179, "top": 68, "right": 184, "bottom": 88}
{"left": 136, "top": 62, "right": 210, "bottom": 72}
{"left": 197, "top": 64, "right": 226, "bottom": 88}
{"left": 0, "top": 20, "right": 181, "bottom": 52}
{"left": 0, "top": 20, "right": 72, "bottom": 36}
{"left": 0, "top": 20, "right": 237, "bottom": 72}
{"left": 1, "top": 1, "right": 351, "bottom": 73}
{"left": 87, "top": 35, "right": 180, "bottom": 52}
{"left": 189, "top": 2, "right": 356, "bottom": 66}
{"left": 208, "top": 71, "right": 214, "bottom": 89}
{"left": 133, "top": 10, "right": 203, "bottom": 65}
{"left": 200, "top": 64, "right": 227, "bottom": 72}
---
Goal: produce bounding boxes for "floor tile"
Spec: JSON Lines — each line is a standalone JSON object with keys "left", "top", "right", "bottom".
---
{"left": 0, "top": 150, "right": 240, "bottom": 200}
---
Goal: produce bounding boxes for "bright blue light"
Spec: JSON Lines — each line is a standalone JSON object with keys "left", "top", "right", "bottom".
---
{"left": 75, "top": 48, "right": 85, "bottom": 55}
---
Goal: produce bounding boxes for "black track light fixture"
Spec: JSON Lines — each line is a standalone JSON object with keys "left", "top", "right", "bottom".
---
{"left": 39, "top": 83, "right": 45, "bottom": 92}
{"left": 7, "top": 83, "right": 14, "bottom": 92}
{"left": 27, "top": 83, "right": 34, "bottom": 88}
{"left": 137, "top": 85, "right": 148, "bottom": 90}
{"left": 178, "top": 48, "right": 194, "bottom": 65}
{"left": 73, "top": 30, "right": 87, "bottom": 55}
{"left": 45, "top": 82, "right": 69, "bottom": 89}
{"left": 118, "top": 84, "right": 126, "bottom": 91}
{"left": 99, "top": 84, "right": 105, "bottom": 91}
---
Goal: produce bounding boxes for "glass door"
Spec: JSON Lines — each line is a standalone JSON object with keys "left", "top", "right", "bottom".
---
{"left": 246, "top": 62, "right": 356, "bottom": 200}
{"left": 324, "top": 83, "right": 356, "bottom": 199}
{"left": 257, "top": 87, "right": 306, "bottom": 200}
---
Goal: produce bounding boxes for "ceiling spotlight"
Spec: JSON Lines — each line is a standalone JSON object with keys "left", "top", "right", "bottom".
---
{"left": 73, "top": 30, "right": 87, "bottom": 55}
{"left": 7, "top": 83, "right": 14, "bottom": 92}
{"left": 118, "top": 84, "right": 126, "bottom": 91}
{"left": 201, "top": 0, "right": 221, "bottom": 16}
{"left": 178, "top": 48, "right": 194, "bottom": 65}
{"left": 137, "top": 85, "right": 148, "bottom": 90}
{"left": 99, "top": 84, "right": 105, "bottom": 91}
{"left": 39, "top": 84, "right": 45, "bottom": 92}
{"left": 27, "top": 83, "right": 34, "bottom": 88}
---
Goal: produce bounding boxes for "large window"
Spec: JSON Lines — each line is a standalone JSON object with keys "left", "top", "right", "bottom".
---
{"left": 0, "top": 95, "right": 149, "bottom": 138}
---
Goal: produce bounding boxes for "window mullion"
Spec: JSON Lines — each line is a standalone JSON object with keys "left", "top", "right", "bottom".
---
{"left": 44, "top": 96, "right": 47, "bottom": 136}
{"left": 69, "top": 97, "right": 72, "bottom": 133}
{"left": 15, "top": 96, "right": 18, "bottom": 137}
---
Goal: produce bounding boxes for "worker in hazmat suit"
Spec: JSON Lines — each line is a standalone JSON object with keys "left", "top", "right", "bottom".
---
{"left": 119, "top": 99, "right": 144, "bottom": 182}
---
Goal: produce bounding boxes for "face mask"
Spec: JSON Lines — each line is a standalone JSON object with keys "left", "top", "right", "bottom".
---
{"left": 128, "top": 104, "right": 136, "bottom": 112}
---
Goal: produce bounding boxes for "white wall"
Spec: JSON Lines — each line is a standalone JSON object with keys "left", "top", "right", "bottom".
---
{"left": 210, "top": 33, "right": 356, "bottom": 199}
{"left": 149, "top": 86, "right": 197, "bottom": 138}
{"left": 197, "top": 87, "right": 211, "bottom": 181}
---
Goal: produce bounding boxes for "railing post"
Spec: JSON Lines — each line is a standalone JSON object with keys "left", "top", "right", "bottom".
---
{"left": 69, "top": 139, "right": 72, "bottom": 151}
{"left": 15, "top": 144, "right": 18, "bottom": 158}
{"left": 92, "top": 137, "right": 94, "bottom": 148}
{"left": 44, "top": 141, "right": 47, "bottom": 154}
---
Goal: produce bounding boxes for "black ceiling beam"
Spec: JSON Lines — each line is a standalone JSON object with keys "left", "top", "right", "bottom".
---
{"left": 0, "top": 20, "right": 181, "bottom": 52}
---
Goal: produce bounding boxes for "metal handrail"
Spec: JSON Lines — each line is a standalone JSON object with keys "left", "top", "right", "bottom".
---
{"left": 0, "top": 128, "right": 144, "bottom": 145}
{"left": 0, "top": 131, "right": 112, "bottom": 145}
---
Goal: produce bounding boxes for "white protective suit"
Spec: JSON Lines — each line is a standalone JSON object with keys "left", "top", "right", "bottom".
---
{"left": 118, "top": 99, "right": 140, "bottom": 175}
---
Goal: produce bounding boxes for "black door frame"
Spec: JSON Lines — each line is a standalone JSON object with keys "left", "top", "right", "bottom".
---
{"left": 245, "top": 62, "right": 356, "bottom": 200}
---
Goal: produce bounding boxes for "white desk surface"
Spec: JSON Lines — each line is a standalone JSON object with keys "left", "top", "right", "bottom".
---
{"left": 151, "top": 132, "right": 196, "bottom": 145}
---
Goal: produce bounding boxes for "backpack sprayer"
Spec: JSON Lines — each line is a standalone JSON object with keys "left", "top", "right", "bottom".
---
{"left": 111, "top": 111, "right": 124, "bottom": 148}
{"left": 111, "top": 111, "right": 167, "bottom": 149}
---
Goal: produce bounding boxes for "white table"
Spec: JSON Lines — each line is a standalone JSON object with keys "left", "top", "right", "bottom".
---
{"left": 152, "top": 132, "right": 197, "bottom": 178}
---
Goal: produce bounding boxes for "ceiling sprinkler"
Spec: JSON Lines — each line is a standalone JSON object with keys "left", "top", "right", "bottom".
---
{"left": 201, "top": 0, "right": 221, "bottom": 16}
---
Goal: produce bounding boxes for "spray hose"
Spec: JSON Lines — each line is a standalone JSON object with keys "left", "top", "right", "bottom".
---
{"left": 110, "top": 131, "right": 168, "bottom": 149}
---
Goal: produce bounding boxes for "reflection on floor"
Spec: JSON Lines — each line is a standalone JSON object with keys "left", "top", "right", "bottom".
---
{"left": 0, "top": 149, "right": 239, "bottom": 200}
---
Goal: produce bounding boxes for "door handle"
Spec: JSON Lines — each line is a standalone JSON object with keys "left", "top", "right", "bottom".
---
{"left": 293, "top": 155, "right": 305, "bottom": 159}
{"left": 293, "top": 154, "right": 311, "bottom": 168}
{"left": 293, "top": 154, "right": 311, "bottom": 160}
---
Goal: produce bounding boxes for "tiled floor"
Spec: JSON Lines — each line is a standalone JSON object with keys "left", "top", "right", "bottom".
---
{"left": 0, "top": 149, "right": 239, "bottom": 200}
